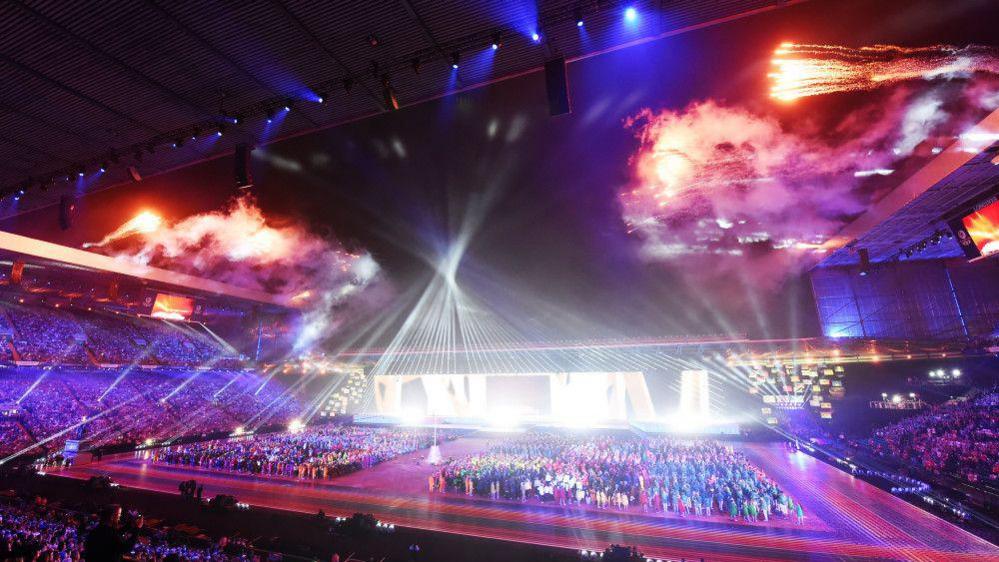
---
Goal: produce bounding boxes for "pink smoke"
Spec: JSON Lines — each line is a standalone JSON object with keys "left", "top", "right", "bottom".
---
{"left": 89, "top": 195, "right": 385, "bottom": 349}
{"left": 622, "top": 80, "right": 998, "bottom": 291}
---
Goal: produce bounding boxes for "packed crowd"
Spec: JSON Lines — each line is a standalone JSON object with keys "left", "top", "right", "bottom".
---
{"left": 869, "top": 387, "right": 999, "bottom": 483}
{"left": 0, "top": 498, "right": 269, "bottom": 561}
{"left": 433, "top": 434, "right": 803, "bottom": 523}
{"left": 0, "top": 302, "right": 242, "bottom": 368}
{"left": 0, "top": 368, "right": 305, "bottom": 459}
{"left": 153, "top": 425, "right": 455, "bottom": 480}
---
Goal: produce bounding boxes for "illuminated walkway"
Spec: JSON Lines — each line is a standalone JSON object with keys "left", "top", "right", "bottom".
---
{"left": 57, "top": 441, "right": 999, "bottom": 561}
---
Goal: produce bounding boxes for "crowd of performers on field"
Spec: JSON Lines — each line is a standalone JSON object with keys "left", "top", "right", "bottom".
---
{"left": 430, "top": 434, "right": 805, "bottom": 523}
{"left": 151, "top": 425, "right": 457, "bottom": 480}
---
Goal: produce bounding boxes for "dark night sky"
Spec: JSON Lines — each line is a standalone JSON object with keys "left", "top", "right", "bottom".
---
{"left": 3, "top": 0, "right": 998, "bottom": 344}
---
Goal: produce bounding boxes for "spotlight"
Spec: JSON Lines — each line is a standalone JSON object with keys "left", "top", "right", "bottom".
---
{"left": 76, "top": 165, "right": 85, "bottom": 177}
{"left": 316, "top": 93, "right": 326, "bottom": 104}
{"left": 531, "top": 30, "right": 541, "bottom": 42}
{"left": 215, "top": 124, "right": 225, "bottom": 137}
{"left": 575, "top": 7, "right": 583, "bottom": 27}
{"left": 451, "top": 52, "right": 460, "bottom": 69}
{"left": 624, "top": 6, "right": 638, "bottom": 22}
{"left": 282, "top": 100, "right": 291, "bottom": 111}
{"left": 491, "top": 32, "right": 502, "bottom": 50}
{"left": 266, "top": 109, "right": 276, "bottom": 123}
{"left": 190, "top": 127, "right": 200, "bottom": 140}
{"left": 410, "top": 57, "right": 421, "bottom": 74}
{"left": 173, "top": 138, "right": 184, "bottom": 149}
{"left": 99, "top": 162, "right": 108, "bottom": 173}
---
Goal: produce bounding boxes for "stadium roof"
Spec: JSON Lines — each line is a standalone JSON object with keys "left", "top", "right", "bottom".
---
{"left": 0, "top": 0, "right": 804, "bottom": 217}
{"left": 817, "top": 108, "right": 999, "bottom": 267}
{"left": 0, "top": 229, "right": 292, "bottom": 308}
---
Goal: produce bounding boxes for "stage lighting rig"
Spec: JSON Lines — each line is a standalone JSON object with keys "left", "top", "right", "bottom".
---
{"left": 451, "top": 52, "right": 460, "bottom": 69}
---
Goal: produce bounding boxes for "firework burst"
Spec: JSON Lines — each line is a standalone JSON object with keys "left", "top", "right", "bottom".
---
{"left": 770, "top": 43, "right": 999, "bottom": 101}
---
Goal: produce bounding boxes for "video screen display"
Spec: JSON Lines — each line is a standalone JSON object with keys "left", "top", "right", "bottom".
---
{"left": 960, "top": 198, "right": 999, "bottom": 259}
{"left": 151, "top": 293, "right": 195, "bottom": 320}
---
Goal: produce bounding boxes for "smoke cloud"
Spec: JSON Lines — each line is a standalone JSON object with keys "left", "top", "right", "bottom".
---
{"left": 88, "top": 195, "right": 384, "bottom": 350}
{"left": 622, "top": 55, "right": 999, "bottom": 291}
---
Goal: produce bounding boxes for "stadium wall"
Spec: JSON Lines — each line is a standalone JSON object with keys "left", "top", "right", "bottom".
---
{"left": 810, "top": 259, "right": 999, "bottom": 340}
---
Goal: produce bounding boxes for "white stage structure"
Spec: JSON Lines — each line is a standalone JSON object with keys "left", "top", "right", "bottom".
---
{"left": 373, "top": 371, "right": 656, "bottom": 422}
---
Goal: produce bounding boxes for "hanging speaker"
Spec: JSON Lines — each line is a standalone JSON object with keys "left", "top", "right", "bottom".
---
{"left": 858, "top": 248, "right": 871, "bottom": 276}
{"left": 127, "top": 166, "right": 142, "bottom": 183}
{"left": 59, "top": 195, "right": 75, "bottom": 231}
{"left": 544, "top": 57, "right": 571, "bottom": 116}
{"left": 235, "top": 143, "right": 253, "bottom": 189}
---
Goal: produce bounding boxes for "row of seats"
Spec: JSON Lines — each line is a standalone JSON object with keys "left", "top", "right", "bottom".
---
{"left": 0, "top": 368, "right": 305, "bottom": 459}
{"left": 0, "top": 302, "right": 242, "bottom": 368}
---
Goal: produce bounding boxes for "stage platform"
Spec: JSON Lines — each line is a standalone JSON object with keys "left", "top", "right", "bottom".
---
{"left": 54, "top": 439, "right": 999, "bottom": 561}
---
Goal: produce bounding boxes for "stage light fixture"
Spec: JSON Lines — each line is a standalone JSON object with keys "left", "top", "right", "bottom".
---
{"left": 451, "top": 52, "right": 460, "bottom": 69}
{"left": 76, "top": 165, "right": 85, "bottom": 177}
{"left": 283, "top": 100, "right": 291, "bottom": 111}
{"left": 215, "top": 124, "right": 225, "bottom": 137}
{"left": 99, "top": 162, "right": 108, "bottom": 173}
{"left": 624, "top": 6, "right": 637, "bottom": 22}
{"left": 531, "top": 31, "right": 541, "bottom": 42}
{"left": 575, "top": 7, "right": 584, "bottom": 27}
{"left": 367, "top": 34, "right": 379, "bottom": 47}
{"left": 265, "top": 109, "right": 276, "bottom": 123}
{"left": 491, "top": 32, "right": 502, "bottom": 50}
{"left": 316, "top": 93, "right": 327, "bottom": 104}
{"left": 190, "top": 127, "right": 200, "bottom": 140}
